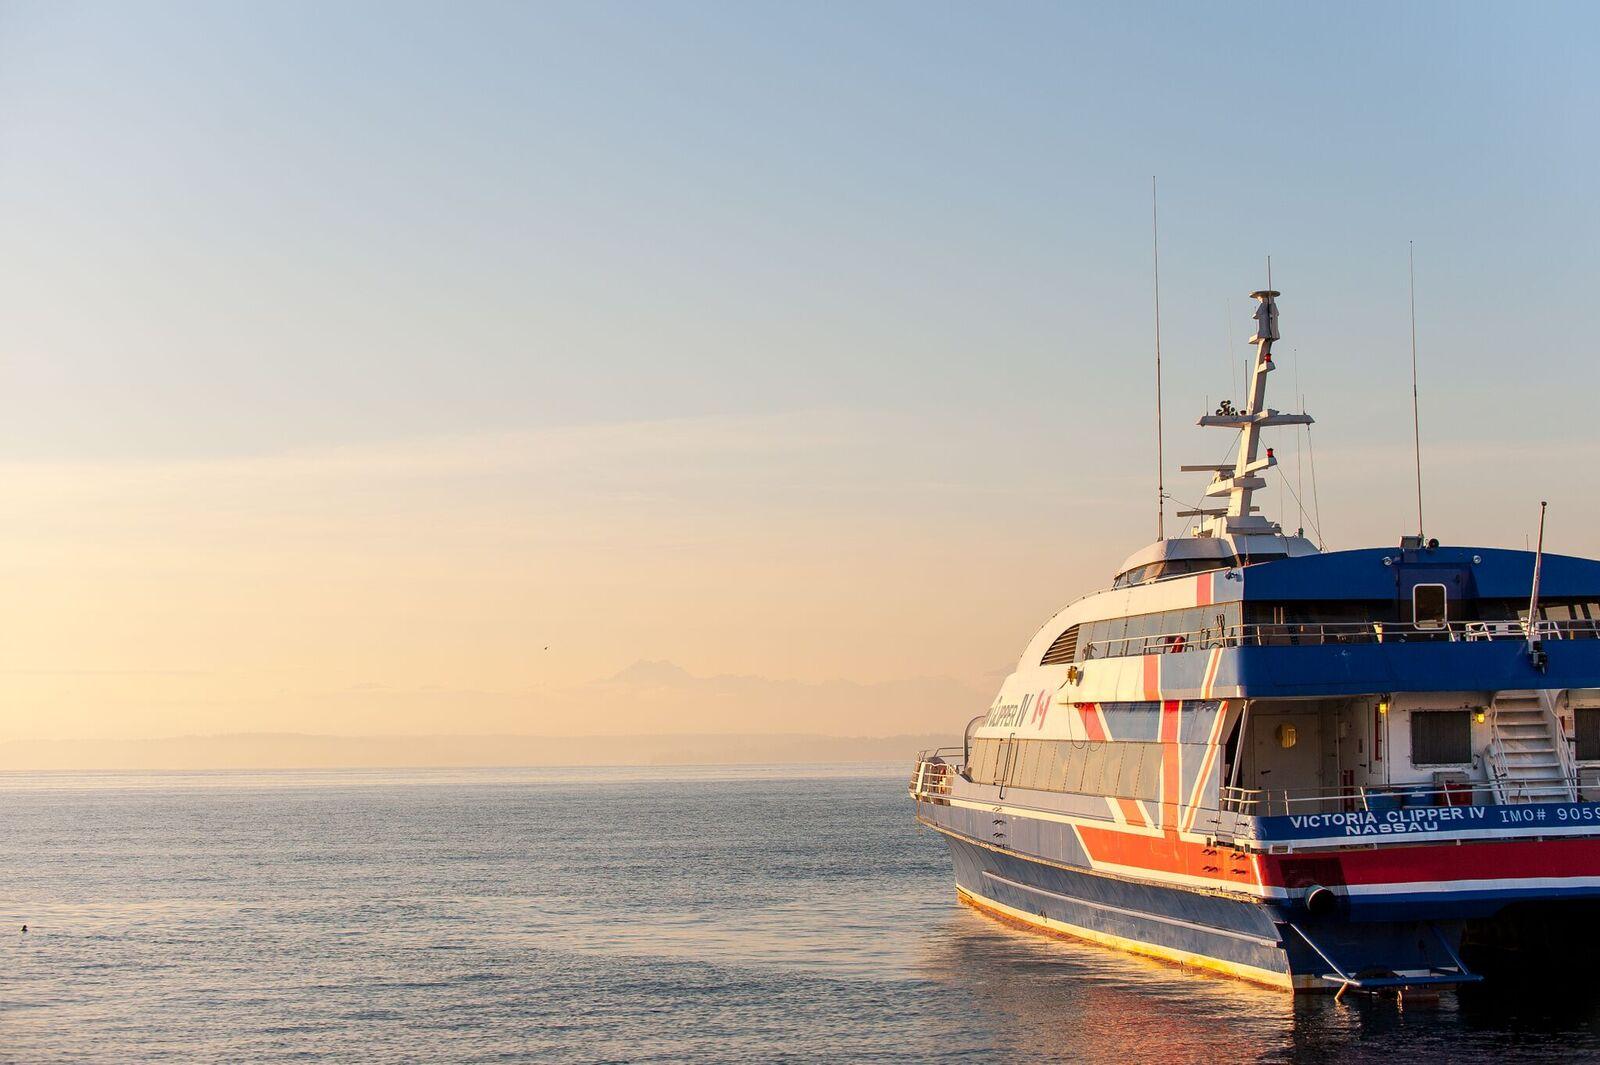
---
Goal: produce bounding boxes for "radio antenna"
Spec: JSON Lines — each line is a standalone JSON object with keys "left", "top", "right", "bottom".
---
{"left": 1528, "top": 501, "right": 1549, "bottom": 668}
{"left": 1152, "top": 176, "right": 1166, "bottom": 541}
{"left": 1409, "top": 241, "right": 1425, "bottom": 540}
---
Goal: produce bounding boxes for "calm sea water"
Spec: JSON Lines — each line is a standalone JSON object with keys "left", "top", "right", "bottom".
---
{"left": 2, "top": 764, "right": 1599, "bottom": 1062}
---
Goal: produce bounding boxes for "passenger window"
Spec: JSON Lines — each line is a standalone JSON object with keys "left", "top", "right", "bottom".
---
{"left": 1117, "top": 744, "right": 1145, "bottom": 798}
{"left": 1139, "top": 743, "right": 1165, "bottom": 800}
{"left": 1099, "top": 744, "right": 1125, "bottom": 796}
{"left": 1081, "top": 743, "right": 1108, "bottom": 793}
{"left": 1014, "top": 740, "right": 1038, "bottom": 788}
{"left": 1059, "top": 744, "right": 1085, "bottom": 792}
{"left": 1034, "top": 743, "right": 1059, "bottom": 789}
{"left": 971, "top": 739, "right": 994, "bottom": 783}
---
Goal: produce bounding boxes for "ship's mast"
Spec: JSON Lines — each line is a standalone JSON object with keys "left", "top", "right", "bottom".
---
{"left": 1182, "top": 290, "right": 1313, "bottom": 539}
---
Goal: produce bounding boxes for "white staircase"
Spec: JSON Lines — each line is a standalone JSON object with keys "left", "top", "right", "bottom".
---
{"left": 1486, "top": 690, "right": 1575, "bottom": 803}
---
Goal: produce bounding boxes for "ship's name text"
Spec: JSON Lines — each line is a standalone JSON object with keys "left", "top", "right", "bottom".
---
{"left": 1287, "top": 807, "right": 1488, "bottom": 836}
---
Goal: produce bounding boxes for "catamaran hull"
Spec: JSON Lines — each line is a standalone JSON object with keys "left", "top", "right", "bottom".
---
{"left": 938, "top": 828, "right": 1300, "bottom": 988}
{"left": 929, "top": 820, "right": 1600, "bottom": 993}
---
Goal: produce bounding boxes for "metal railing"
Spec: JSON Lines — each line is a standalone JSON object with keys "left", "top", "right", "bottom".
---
{"left": 1216, "top": 778, "right": 1589, "bottom": 816}
{"left": 1081, "top": 617, "right": 1600, "bottom": 660}
{"left": 908, "top": 749, "right": 963, "bottom": 802}
{"left": 913, "top": 753, "right": 1593, "bottom": 820}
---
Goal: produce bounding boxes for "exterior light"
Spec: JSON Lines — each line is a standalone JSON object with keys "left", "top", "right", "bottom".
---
{"left": 1475, "top": 710, "right": 1486, "bottom": 724}
{"left": 1378, "top": 700, "right": 1389, "bottom": 715}
{"left": 1266, "top": 448, "right": 1275, "bottom": 460}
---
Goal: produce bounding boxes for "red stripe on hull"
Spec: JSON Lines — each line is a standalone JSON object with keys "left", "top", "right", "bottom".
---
{"left": 1260, "top": 837, "right": 1600, "bottom": 887}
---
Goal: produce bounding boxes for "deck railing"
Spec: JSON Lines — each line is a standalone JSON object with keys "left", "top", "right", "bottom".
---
{"left": 1215, "top": 779, "right": 1586, "bottom": 816}
{"left": 1081, "top": 617, "right": 1600, "bottom": 660}
{"left": 908, "top": 748, "right": 963, "bottom": 802}
{"left": 912, "top": 752, "right": 1593, "bottom": 828}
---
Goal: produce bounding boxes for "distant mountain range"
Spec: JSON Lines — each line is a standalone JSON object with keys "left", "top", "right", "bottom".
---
{"left": 0, "top": 731, "right": 958, "bottom": 771}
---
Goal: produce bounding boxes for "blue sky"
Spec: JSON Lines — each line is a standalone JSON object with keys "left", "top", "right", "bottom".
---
{"left": 3, "top": 2, "right": 1594, "bottom": 458}
{"left": 0, "top": 2, "right": 1596, "bottom": 743}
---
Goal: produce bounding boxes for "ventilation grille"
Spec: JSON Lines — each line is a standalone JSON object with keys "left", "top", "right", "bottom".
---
{"left": 1578, "top": 708, "right": 1600, "bottom": 762}
{"left": 1040, "top": 625, "right": 1081, "bottom": 666}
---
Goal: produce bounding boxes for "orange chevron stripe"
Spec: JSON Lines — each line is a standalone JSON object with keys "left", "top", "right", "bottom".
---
{"left": 1077, "top": 702, "right": 1107, "bottom": 742}
{"left": 1200, "top": 647, "right": 1222, "bottom": 699}
{"left": 1182, "top": 700, "right": 1231, "bottom": 835}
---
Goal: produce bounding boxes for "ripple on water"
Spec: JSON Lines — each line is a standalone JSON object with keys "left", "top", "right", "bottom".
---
{"left": 2, "top": 765, "right": 1599, "bottom": 1062}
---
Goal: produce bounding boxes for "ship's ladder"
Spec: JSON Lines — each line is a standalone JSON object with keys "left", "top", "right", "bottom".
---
{"left": 1486, "top": 689, "right": 1575, "bottom": 804}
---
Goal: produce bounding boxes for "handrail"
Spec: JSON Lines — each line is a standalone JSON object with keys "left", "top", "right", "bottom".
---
{"left": 910, "top": 751, "right": 1590, "bottom": 818}
{"left": 1207, "top": 778, "right": 1585, "bottom": 815}
{"left": 1079, "top": 617, "right": 1600, "bottom": 660}
{"left": 916, "top": 770, "right": 1585, "bottom": 815}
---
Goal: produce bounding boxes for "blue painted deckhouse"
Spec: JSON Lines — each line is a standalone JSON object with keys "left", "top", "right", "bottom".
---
{"left": 910, "top": 289, "right": 1600, "bottom": 994}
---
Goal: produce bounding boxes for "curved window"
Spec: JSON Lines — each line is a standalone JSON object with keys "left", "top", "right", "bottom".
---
{"left": 1113, "top": 555, "right": 1238, "bottom": 589}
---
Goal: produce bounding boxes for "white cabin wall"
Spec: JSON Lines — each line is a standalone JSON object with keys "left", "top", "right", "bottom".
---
{"left": 1384, "top": 692, "right": 1492, "bottom": 788}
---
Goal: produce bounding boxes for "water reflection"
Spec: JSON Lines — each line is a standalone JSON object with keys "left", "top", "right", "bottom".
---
{"left": 917, "top": 899, "right": 1600, "bottom": 1062}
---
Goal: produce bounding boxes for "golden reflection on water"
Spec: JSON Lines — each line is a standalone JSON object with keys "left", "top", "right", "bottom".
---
{"left": 915, "top": 901, "right": 1410, "bottom": 1063}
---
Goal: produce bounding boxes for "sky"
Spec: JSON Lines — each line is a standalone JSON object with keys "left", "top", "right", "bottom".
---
{"left": 0, "top": 2, "right": 1597, "bottom": 754}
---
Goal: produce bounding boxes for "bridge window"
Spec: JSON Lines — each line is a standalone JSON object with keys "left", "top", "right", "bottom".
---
{"left": 1411, "top": 710, "right": 1471, "bottom": 766}
{"left": 965, "top": 737, "right": 1184, "bottom": 802}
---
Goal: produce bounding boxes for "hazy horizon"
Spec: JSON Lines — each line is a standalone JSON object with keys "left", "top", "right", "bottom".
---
{"left": 0, "top": 724, "right": 958, "bottom": 772}
{"left": 2, "top": 3, "right": 1597, "bottom": 764}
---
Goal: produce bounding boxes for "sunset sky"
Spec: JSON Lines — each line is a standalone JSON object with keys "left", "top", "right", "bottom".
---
{"left": 0, "top": 3, "right": 1596, "bottom": 754}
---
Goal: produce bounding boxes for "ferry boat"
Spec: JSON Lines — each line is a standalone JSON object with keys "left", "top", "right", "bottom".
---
{"left": 909, "top": 288, "right": 1600, "bottom": 994}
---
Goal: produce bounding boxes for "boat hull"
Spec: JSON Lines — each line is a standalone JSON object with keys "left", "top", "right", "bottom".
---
{"left": 930, "top": 822, "right": 1502, "bottom": 993}
{"left": 940, "top": 829, "right": 1298, "bottom": 988}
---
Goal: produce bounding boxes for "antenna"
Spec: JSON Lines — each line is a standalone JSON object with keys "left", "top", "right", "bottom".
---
{"left": 1226, "top": 303, "right": 1236, "bottom": 402}
{"left": 1152, "top": 176, "right": 1166, "bottom": 540}
{"left": 1528, "top": 501, "right": 1549, "bottom": 668}
{"left": 1409, "top": 241, "right": 1425, "bottom": 540}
